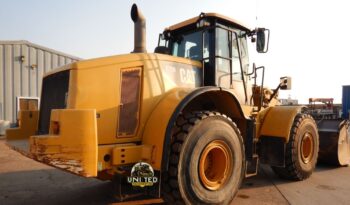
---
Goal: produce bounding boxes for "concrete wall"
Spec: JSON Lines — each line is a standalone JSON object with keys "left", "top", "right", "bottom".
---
{"left": 0, "top": 40, "right": 80, "bottom": 123}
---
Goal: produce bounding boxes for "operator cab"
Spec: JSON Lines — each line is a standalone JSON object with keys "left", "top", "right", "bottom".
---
{"left": 156, "top": 13, "right": 269, "bottom": 94}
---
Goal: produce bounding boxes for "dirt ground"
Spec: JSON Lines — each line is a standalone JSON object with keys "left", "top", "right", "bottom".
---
{"left": 1, "top": 138, "right": 350, "bottom": 205}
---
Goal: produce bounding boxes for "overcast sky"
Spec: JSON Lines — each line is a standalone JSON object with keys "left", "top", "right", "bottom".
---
{"left": 1, "top": 0, "right": 349, "bottom": 103}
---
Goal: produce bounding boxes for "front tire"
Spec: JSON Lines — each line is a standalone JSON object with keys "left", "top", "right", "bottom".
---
{"left": 162, "top": 111, "right": 245, "bottom": 204}
{"left": 272, "top": 113, "right": 319, "bottom": 180}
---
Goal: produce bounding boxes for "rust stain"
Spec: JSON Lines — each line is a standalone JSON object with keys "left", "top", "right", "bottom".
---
{"left": 36, "top": 144, "right": 48, "bottom": 153}
{"left": 237, "top": 194, "right": 250, "bottom": 199}
{"left": 36, "top": 154, "right": 88, "bottom": 176}
{"left": 7, "top": 141, "right": 90, "bottom": 177}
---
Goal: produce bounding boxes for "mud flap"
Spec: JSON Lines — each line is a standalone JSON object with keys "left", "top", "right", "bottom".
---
{"left": 258, "top": 136, "right": 286, "bottom": 167}
{"left": 112, "top": 166, "right": 161, "bottom": 202}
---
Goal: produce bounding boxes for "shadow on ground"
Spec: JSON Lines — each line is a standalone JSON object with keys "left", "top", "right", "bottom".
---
{"left": 0, "top": 169, "right": 114, "bottom": 205}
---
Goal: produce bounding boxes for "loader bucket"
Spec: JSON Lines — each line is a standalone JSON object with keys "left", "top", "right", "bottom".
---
{"left": 317, "top": 119, "right": 350, "bottom": 166}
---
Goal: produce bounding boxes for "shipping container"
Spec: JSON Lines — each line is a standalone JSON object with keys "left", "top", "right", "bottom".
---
{"left": 0, "top": 40, "right": 81, "bottom": 126}
{"left": 342, "top": 85, "right": 350, "bottom": 119}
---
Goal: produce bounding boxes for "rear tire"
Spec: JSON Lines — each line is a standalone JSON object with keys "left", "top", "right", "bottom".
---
{"left": 162, "top": 111, "right": 245, "bottom": 204}
{"left": 272, "top": 113, "right": 319, "bottom": 180}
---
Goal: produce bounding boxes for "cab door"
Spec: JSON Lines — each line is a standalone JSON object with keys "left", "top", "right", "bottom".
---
{"left": 215, "top": 27, "right": 247, "bottom": 104}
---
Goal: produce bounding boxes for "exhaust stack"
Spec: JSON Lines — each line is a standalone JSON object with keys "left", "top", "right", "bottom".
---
{"left": 131, "top": 4, "right": 146, "bottom": 53}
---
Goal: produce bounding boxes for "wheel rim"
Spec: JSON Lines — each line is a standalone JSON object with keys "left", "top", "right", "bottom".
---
{"left": 199, "top": 140, "right": 232, "bottom": 190}
{"left": 301, "top": 132, "right": 314, "bottom": 164}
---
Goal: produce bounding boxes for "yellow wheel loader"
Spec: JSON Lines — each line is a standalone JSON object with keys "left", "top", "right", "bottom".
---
{"left": 308, "top": 98, "right": 350, "bottom": 166}
{"left": 6, "top": 4, "right": 344, "bottom": 204}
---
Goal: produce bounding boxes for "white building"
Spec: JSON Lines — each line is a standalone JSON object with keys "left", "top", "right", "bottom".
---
{"left": 0, "top": 40, "right": 80, "bottom": 134}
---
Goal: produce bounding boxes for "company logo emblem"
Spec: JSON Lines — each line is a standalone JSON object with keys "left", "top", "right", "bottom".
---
{"left": 127, "top": 162, "right": 158, "bottom": 187}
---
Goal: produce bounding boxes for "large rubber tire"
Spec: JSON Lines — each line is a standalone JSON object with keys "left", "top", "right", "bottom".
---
{"left": 162, "top": 111, "right": 245, "bottom": 205}
{"left": 272, "top": 113, "right": 319, "bottom": 181}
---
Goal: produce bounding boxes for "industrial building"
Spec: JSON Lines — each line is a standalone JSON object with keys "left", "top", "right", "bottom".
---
{"left": 0, "top": 40, "right": 80, "bottom": 133}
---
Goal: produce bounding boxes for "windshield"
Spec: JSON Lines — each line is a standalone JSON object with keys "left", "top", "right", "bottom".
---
{"left": 171, "top": 31, "right": 202, "bottom": 61}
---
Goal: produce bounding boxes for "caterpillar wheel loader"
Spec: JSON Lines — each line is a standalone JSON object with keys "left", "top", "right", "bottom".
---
{"left": 6, "top": 4, "right": 336, "bottom": 204}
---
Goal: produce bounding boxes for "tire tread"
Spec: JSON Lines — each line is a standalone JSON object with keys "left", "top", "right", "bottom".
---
{"left": 272, "top": 113, "right": 319, "bottom": 180}
{"left": 162, "top": 111, "right": 240, "bottom": 204}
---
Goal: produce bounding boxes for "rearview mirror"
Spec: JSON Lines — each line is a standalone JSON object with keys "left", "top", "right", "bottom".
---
{"left": 280, "top": 76, "right": 291, "bottom": 90}
{"left": 256, "top": 28, "right": 270, "bottom": 53}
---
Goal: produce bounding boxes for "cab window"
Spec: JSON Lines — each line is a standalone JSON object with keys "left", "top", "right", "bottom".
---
{"left": 216, "top": 28, "right": 231, "bottom": 87}
{"left": 232, "top": 33, "right": 242, "bottom": 81}
{"left": 172, "top": 31, "right": 202, "bottom": 61}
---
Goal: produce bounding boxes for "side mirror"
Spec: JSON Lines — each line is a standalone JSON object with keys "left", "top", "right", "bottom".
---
{"left": 256, "top": 28, "right": 270, "bottom": 53}
{"left": 280, "top": 76, "right": 291, "bottom": 90}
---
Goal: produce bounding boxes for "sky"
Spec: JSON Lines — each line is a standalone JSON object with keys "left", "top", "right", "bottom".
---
{"left": 1, "top": 0, "right": 350, "bottom": 103}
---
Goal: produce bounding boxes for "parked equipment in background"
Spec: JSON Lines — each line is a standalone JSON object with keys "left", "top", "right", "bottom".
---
{"left": 342, "top": 85, "right": 350, "bottom": 119}
{"left": 308, "top": 98, "right": 350, "bottom": 166}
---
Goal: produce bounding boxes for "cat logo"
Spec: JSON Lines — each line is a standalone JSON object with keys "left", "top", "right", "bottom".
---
{"left": 179, "top": 68, "right": 195, "bottom": 84}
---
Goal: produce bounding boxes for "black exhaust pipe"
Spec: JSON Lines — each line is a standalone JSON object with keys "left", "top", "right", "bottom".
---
{"left": 131, "top": 4, "right": 146, "bottom": 53}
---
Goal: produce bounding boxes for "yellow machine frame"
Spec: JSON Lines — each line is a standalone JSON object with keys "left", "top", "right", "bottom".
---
{"left": 6, "top": 10, "right": 303, "bottom": 183}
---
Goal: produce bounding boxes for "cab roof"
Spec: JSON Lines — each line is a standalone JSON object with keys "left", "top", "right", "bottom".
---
{"left": 166, "top": 13, "right": 251, "bottom": 32}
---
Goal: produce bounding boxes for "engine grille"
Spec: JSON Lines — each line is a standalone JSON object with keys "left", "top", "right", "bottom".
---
{"left": 117, "top": 68, "right": 141, "bottom": 137}
{"left": 38, "top": 70, "right": 70, "bottom": 134}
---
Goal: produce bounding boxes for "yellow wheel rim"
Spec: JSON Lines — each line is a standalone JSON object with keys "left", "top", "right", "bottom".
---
{"left": 199, "top": 140, "right": 232, "bottom": 190}
{"left": 301, "top": 132, "right": 314, "bottom": 164}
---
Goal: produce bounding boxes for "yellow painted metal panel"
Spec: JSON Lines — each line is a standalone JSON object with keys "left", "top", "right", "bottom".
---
{"left": 112, "top": 145, "right": 153, "bottom": 165}
{"left": 74, "top": 53, "right": 201, "bottom": 71}
{"left": 97, "top": 144, "right": 115, "bottom": 171}
{"left": 30, "top": 109, "right": 98, "bottom": 177}
{"left": 6, "top": 110, "right": 39, "bottom": 140}
{"left": 142, "top": 88, "right": 193, "bottom": 170}
{"left": 65, "top": 54, "right": 201, "bottom": 145}
{"left": 67, "top": 65, "right": 122, "bottom": 144}
{"left": 259, "top": 106, "right": 304, "bottom": 141}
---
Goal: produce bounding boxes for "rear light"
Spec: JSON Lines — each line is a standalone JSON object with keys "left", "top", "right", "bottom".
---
{"left": 50, "top": 121, "right": 60, "bottom": 135}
